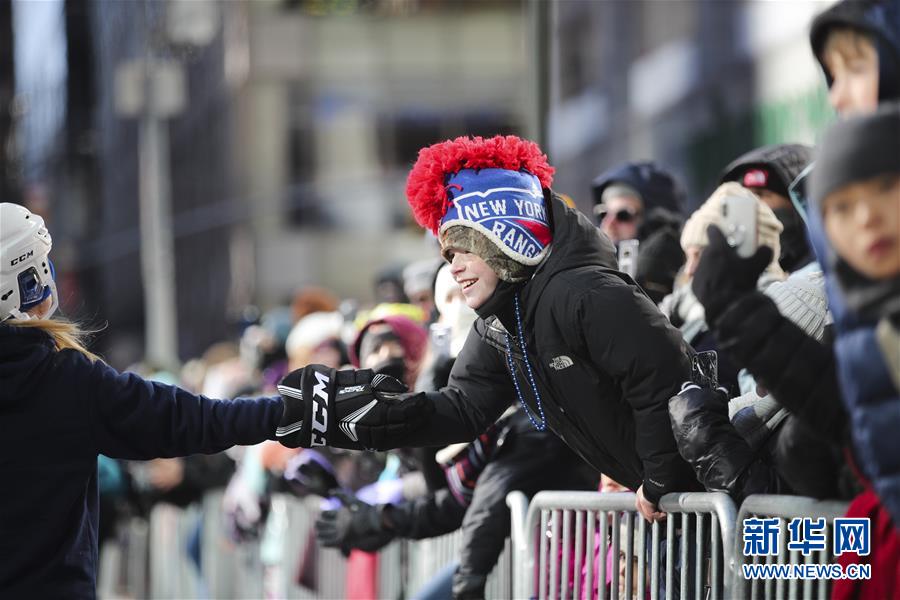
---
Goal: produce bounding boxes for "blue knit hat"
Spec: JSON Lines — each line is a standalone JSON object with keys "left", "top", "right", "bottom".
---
{"left": 438, "top": 168, "right": 551, "bottom": 266}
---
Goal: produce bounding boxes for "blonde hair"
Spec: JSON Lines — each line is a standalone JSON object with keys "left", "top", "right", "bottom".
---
{"left": 6, "top": 318, "right": 102, "bottom": 363}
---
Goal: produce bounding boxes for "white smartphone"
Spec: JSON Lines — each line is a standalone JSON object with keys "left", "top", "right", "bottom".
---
{"left": 618, "top": 239, "right": 639, "bottom": 278}
{"left": 721, "top": 194, "right": 758, "bottom": 258}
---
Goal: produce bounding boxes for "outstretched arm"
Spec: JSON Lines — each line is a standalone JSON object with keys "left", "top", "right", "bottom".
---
{"left": 276, "top": 325, "right": 514, "bottom": 451}
{"left": 68, "top": 350, "right": 283, "bottom": 460}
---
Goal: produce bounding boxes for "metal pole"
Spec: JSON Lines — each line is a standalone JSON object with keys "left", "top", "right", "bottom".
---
{"left": 137, "top": 50, "right": 179, "bottom": 370}
{"left": 529, "top": 0, "right": 552, "bottom": 148}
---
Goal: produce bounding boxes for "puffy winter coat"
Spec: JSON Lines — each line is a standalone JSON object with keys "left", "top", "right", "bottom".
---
{"left": 805, "top": 177, "right": 900, "bottom": 528}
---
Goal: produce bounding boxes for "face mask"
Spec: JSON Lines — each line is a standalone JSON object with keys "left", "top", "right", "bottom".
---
{"left": 371, "top": 357, "right": 407, "bottom": 384}
{"left": 773, "top": 208, "right": 813, "bottom": 273}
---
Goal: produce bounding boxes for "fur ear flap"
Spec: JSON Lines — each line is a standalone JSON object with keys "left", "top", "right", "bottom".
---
{"left": 405, "top": 135, "right": 554, "bottom": 235}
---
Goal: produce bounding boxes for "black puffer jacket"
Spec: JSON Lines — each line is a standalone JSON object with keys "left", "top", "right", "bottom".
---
{"left": 668, "top": 386, "right": 843, "bottom": 504}
{"left": 395, "top": 195, "right": 700, "bottom": 503}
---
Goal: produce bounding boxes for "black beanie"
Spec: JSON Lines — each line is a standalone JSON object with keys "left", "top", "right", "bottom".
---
{"left": 810, "top": 102, "right": 900, "bottom": 209}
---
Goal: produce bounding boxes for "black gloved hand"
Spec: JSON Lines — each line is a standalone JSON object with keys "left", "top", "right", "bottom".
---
{"left": 314, "top": 494, "right": 395, "bottom": 555}
{"left": 296, "top": 458, "right": 341, "bottom": 498}
{"left": 276, "top": 364, "right": 434, "bottom": 450}
{"left": 691, "top": 225, "right": 773, "bottom": 324}
{"left": 668, "top": 383, "right": 756, "bottom": 494}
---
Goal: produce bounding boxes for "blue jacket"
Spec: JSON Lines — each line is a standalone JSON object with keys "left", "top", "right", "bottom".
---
{"left": 0, "top": 324, "right": 283, "bottom": 598}
{"left": 806, "top": 200, "right": 900, "bottom": 528}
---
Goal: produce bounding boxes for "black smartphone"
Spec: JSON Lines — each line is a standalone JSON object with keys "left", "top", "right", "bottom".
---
{"left": 691, "top": 351, "right": 719, "bottom": 390}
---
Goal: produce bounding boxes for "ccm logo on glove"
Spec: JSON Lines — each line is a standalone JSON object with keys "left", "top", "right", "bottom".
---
{"left": 276, "top": 364, "right": 436, "bottom": 451}
{"left": 311, "top": 371, "right": 330, "bottom": 446}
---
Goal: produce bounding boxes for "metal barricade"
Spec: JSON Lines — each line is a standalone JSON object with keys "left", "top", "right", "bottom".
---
{"left": 103, "top": 489, "right": 516, "bottom": 598}
{"left": 407, "top": 530, "right": 464, "bottom": 593}
{"left": 508, "top": 490, "right": 737, "bottom": 600}
{"left": 732, "top": 494, "right": 850, "bottom": 600}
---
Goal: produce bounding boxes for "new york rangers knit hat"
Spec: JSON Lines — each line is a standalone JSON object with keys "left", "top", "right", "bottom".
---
{"left": 406, "top": 136, "right": 555, "bottom": 277}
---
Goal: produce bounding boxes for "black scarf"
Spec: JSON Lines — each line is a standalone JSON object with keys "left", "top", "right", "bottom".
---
{"left": 474, "top": 279, "right": 524, "bottom": 329}
{"left": 835, "top": 259, "right": 900, "bottom": 321}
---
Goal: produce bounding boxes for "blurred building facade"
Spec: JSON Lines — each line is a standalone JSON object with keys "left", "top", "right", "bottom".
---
{"left": 8, "top": 0, "right": 530, "bottom": 366}
{"left": 547, "top": 0, "right": 835, "bottom": 213}
{"left": 7, "top": 0, "right": 838, "bottom": 366}
{"left": 234, "top": 0, "right": 529, "bottom": 311}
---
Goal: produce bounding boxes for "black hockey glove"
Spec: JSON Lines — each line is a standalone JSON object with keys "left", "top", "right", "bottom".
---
{"left": 315, "top": 493, "right": 395, "bottom": 555}
{"left": 691, "top": 225, "right": 773, "bottom": 324}
{"left": 276, "top": 364, "right": 434, "bottom": 450}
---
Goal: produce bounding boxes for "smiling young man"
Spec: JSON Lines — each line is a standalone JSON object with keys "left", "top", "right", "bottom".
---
{"left": 275, "top": 135, "right": 701, "bottom": 521}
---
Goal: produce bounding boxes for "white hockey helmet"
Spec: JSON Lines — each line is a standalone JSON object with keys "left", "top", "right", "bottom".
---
{"left": 0, "top": 203, "right": 58, "bottom": 321}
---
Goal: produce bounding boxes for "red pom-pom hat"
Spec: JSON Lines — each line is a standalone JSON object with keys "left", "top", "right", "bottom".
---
{"left": 405, "top": 135, "right": 555, "bottom": 266}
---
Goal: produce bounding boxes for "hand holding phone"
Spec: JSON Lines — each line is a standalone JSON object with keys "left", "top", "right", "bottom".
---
{"left": 618, "top": 239, "right": 640, "bottom": 278}
{"left": 720, "top": 194, "right": 758, "bottom": 258}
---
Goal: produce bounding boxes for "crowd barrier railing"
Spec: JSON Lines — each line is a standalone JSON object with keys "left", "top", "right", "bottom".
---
{"left": 733, "top": 494, "right": 850, "bottom": 600}
{"left": 508, "top": 490, "right": 738, "bottom": 600}
{"left": 98, "top": 488, "right": 854, "bottom": 600}
{"left": 509, "top": 491, "right": 858, "bottom": 600}
{"left": 99, "top": 490, "right": 511, "bottom": 599}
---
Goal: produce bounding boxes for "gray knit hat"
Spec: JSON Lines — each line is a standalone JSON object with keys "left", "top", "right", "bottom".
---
{"left": 764, "top": 267, "right": 829, "bottom": 341}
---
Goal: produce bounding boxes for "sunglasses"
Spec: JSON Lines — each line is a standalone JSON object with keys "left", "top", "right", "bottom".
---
{"left": 593, "top": 204, "right": 641, "bottom": 224}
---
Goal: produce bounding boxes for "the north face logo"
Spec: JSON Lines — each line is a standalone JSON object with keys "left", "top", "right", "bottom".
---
{"left": 549, "top": 355, "right": 574, "bottom": 370}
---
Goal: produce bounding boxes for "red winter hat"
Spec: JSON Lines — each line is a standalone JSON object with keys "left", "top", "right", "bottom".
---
{"left": 405, "top": 135, "right": 555, "bottom": 236}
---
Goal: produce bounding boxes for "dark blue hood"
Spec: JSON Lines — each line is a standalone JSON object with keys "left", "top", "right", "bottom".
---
{"left": 810, "top": 0, "right": 900, "bottom": 103}
{"left": 0, "top": 324, "right": 56, "bottom": 407}
{"left": 807, "top": 102, "right": 900, "bottom": 324}
{"left": 591, "top": 161, "right": 686, "bottom": 217}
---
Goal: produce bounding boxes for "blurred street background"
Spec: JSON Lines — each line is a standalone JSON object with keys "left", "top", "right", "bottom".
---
{"left": 1, "top": 0, "right": 832, "bottom": 369}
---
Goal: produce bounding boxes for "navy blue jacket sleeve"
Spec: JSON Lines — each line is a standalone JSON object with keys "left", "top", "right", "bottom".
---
{"left": 58, "top": 349, "right": 283, "bottom": 460}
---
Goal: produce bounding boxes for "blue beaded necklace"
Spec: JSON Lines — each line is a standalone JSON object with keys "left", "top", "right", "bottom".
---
{"left": 503, "top": 293, "right": 547, "bottom": 431}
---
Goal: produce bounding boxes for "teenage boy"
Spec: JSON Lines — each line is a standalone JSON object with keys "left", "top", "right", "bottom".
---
{"left": 808, "top": 101, "right": 900, "bottom": 598}
{"left": 275, "top": 135, "right": 701, "bottom": 521}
